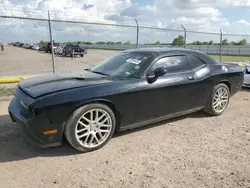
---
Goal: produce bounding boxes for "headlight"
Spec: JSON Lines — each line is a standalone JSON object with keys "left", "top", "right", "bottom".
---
{"left": 20, "top": 100, "right": 29, "bottom": 109}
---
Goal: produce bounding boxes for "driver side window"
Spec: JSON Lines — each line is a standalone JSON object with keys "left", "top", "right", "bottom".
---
{"left": 151, "top": 55, "right": 190, "bottom": 74}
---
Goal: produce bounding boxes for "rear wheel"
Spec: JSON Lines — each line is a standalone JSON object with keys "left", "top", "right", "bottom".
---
{"left": 64, "top": 103, "right": 116, "bottom": 152}
{"left": 203, "top": 83, "right": 230, "bottom": 116}
{"left": 80, "top": 54, "right": 84, "bottom": 57}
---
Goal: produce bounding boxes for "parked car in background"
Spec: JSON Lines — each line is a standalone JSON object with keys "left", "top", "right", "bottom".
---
{"left": 31, "top": 44, "right": 40, "bottom": 50}
{"left": 242, "top": 65, "right": 250, "bottom": 88}
{"left": 62, "top": 44, "right": 87, "bottom": 57}
{"left": 39, "top": 44, "right": 47, "bottom": 51}
{"left": 45, "top": 42, "right": 60, "bottom": 53}
{"left": 54, "top": 45, "right": 64, "bottom": 55}
{"left": 8, "top": 48, "right": 244, "bottom": 153}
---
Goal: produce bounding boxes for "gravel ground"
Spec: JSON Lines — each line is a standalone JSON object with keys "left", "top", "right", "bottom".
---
{"left": 0, "top": 89, "right": 249, "bottom": 188}
{"left": 0, "top": 46, "right": 118, "bottom": 77}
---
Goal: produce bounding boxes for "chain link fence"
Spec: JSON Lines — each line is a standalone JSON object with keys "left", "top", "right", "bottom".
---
{"left": 1, "top": 13, "right": 250, "bottom": 81}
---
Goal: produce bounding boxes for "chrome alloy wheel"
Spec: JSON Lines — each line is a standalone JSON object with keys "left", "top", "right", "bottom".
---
{"left": 212, "top": 87, "right": 229, "bottom": 113}
{"left": 75, "top": 109, "right": 113, "bottom": 148}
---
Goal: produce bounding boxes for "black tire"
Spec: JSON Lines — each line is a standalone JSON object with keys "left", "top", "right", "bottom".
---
{"left": 80, "top": 54, "right": 84, "bottom": 57}
{"left": 64, "top": 103, "right": 116, "bottom": 152}
{"left": 203, "top": 83, "right": 230, "bottom": 116}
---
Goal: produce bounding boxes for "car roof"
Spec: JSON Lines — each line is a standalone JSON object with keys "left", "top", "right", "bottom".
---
{"left": 124, "top": 47, "right": 202, "bottom": 54}
{"left": 124, "top": 47, "right": 218, "bottom": 64}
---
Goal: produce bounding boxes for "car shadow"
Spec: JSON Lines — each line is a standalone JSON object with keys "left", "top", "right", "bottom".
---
{"left": 0, "top": 111, "right": 210, "bottom": 163}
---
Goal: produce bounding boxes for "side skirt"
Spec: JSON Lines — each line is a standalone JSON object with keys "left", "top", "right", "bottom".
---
{"left": 119, "top": 107, "right": 204, "bottom": 132}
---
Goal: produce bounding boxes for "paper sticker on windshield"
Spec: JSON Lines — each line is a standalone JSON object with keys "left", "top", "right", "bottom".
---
{"left": 126, "top": 58, "right": 141, "bottom": 64}
{"left": 125, "top": 72, "right": 130, "bottom": 75}
{"left": 134, "top": 65, "right": 140, "bottom": 69}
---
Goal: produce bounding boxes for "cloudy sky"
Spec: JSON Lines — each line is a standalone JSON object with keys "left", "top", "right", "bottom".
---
{"left": 1, "top": 0, "right": 250, "bottom": 44}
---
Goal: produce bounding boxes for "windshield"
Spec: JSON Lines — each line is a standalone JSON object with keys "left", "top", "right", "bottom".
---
{"left": 90, "top": 52, "right": 153, "bottom": 78}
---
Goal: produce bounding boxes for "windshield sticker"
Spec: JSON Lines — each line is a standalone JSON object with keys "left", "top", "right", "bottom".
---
{"left": 126, "top": 58, "right": 142, "bottom": 64}
{"left": 125, "top": 72, "right": 130, "bottom": 75}
{"left": 134, "top": 65, "right": 140, "bottom": 69}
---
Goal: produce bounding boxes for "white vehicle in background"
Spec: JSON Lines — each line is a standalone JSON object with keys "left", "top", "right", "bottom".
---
{"left": 31, "top": 44, "right": 40, "bottom": 50}
{"left": 54, "top": 45, "right": 64, "bottom": 55}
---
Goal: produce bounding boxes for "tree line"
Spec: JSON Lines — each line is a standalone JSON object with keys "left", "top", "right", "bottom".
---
{"left": 39, "top": 36, "right": 248, "bottom": 46}
{"left": 172, "top": 36, "right": 248, "bottom": 46}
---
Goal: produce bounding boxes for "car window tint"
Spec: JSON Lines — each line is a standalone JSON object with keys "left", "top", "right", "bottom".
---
{"left": 151, "top": 56, "right": 190, "bottom": 73}
{"left": 186, "top": 54, "right": 206, "bottom": 70}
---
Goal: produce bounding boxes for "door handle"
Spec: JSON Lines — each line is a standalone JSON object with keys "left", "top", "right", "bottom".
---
{"left": 188, "top": 75, "right": 195, "bottom": 80}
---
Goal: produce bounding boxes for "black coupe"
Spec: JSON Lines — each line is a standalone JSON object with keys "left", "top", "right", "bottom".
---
{"left": 8, "top": 48, "right": 244, "bottom": 152}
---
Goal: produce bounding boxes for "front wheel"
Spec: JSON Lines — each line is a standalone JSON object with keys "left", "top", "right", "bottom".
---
{"left": 64, "top": 103, "right": 116, "bottom": 152}
{"left": 203, "top": 83, "right": 230, "bottom": 116}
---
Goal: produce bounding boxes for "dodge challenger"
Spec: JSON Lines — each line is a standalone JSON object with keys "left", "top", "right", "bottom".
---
{"left": 8, "top": 48, "right": 244, "bottom": 152}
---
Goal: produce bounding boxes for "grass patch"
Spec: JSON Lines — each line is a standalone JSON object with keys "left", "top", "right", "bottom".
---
{"left": 210, "top": 55, "right": 250, "bottom": 62}
{"left": 0, "top": 87, "right": 14, "bottom": 97}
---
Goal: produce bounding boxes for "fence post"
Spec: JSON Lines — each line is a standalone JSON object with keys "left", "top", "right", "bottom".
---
{"left": 181, "top": 25, "right": 186, "bottom": 48}
{"left": 220, "top": 28, "right": 222, "bottom": 63}
{"left": 48, "top": 10, "right": 56, "bottom": 73}
{"left": 135, "top": 19, "right": 139, "bottom": 48}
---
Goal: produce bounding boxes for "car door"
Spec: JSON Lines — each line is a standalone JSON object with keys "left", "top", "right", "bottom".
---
{"left": 133, "top": 54, "right": 198, "bottom": 123}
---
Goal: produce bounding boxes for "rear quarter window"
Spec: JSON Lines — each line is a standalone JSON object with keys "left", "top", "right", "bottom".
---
{"left": 186, "top": 54, "right": 206, "bottom": 70}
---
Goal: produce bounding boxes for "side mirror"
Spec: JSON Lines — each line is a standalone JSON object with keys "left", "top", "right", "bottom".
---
{"left": 146, "top": 67, "right": 168, "bottom": 80}
{"left": 154, "top": 67, "right": 168, "bottom": 77}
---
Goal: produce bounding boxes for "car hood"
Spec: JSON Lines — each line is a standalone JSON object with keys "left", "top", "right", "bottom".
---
{"left": 18, "top": 70, "right": 112, "bottom": 98}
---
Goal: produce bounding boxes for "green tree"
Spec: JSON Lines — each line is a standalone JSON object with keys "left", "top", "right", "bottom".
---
{"left": 155, "top": 40, "right": 161, "bottom": 45}
{"left": 238, "top": 39, "right": 247, "bottom": 45}
{"left": 222, "top": 38, "right": 229, "bottom": 45}
{"left": 172, "top": 36, "right": 184, "bottom": 46}
{"left": 202, "top": 41, "right": 209, "bottom": 45}
{"left": 115, "top": 42, "right": 122, "bottom": 45}
{"left": 124, "top": 40, "right": 131, "bottom": 45}
{"left": 84, "top": 41, "right": 93, "bottom": 45}
{"left": 106, "top": 41, "right": 115, "bottom": 45}
{"left": 39, "top": 40, "right": 48, "bottom": 45}
{"left": 95, "top": 41, "right": 106, "bottom": 45}
{"left": 209, "top": 40, "right": 214, "bottom": 45}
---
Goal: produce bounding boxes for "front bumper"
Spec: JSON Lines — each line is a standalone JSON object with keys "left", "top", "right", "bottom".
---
{"left": 242, "top": 83, "right": 250, "bottom": 88}
{"left": 8, "top": 97, "right": 63, "bottom": 148}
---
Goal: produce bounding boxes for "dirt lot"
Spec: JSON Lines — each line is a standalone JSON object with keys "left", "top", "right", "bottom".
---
{"left": 0, "top": 46, "right": 117, "bottom": 77}
{"left": 0, "top": 89, "right": 249, "bottom": 188}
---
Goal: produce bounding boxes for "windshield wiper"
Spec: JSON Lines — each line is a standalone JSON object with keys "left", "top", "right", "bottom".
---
{"left": 90, "top": 70, "right": 110, "bottom": 76}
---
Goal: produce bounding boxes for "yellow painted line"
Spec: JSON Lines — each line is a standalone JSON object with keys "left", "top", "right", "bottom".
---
{"left": 0, "top": 76, "right": 32, "bottom": 84}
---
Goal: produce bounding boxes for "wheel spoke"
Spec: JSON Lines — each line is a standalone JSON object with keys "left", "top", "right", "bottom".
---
{"left": 95, "top": 110, "right": 99, "bottom": 121}
{"left": 88, "top": 134, "right": 94, "bottom": 145}
{"left": 83, "top": 133, "right": 90, "bottom": 145}
{"left": 78, "top": 132, "right": 89, "bottom": 139}
{"left": 100, "top": 116, "right": 109, "bottom": 124}
{"left": 213, "top": 102, "right": 220, "bottom": 108}
{"left": 97, "top": 113, "right": 106, "bottom": 122}
{"left": 90, "top": 110, "right": 94, "bottom": 121}
{"left": 93, "top": 134, "right": 100, "bottom": 144}
{"left": 77, "top": 127, "right": 87, "bottom": 133}
{"left": 79, "top": 121, "right": 88, "bottom": 128}
{"left": 100, "top": 129, "right": 110, "bottom": 133}
{"left": 99, "top": 124, "right": 112, "bottom": 128}
{"left": 97, "top": 131, "right": 103, "bottom": 140}
{"left": 82, "top": 116, "right": 91, "bottom": 123}
{"left": 220, "top": 99, "right": 228, "bottom": 103}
